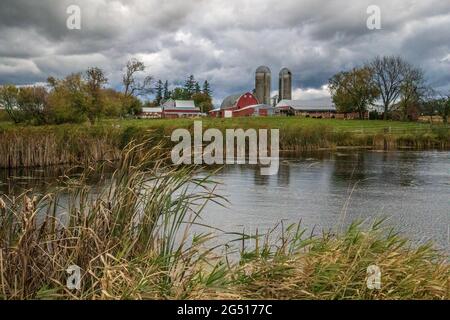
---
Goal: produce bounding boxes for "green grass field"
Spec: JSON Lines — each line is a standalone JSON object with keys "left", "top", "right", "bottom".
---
{"left": 103, "top": 117, "right": 438, "bottom": 133}
{"left": 0, "top": 117, "right": 440, "bottom": 133}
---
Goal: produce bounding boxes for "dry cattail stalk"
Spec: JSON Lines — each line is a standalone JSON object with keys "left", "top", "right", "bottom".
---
{"left": 24, "top": 195, "right": 34, "bottom": 213}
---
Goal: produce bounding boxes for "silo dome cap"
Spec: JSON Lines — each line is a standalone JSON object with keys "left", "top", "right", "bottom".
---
{"left": 256, "top": 66, "right": 271, "bottom": 73}
{"left": 279, "top": 67, "right": 291, "bottom": 75}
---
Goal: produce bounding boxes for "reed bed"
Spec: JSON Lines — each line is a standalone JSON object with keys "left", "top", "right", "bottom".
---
{"left": 0, "top": 143, "right": 448, "bottom": 300}
{"left": 0, "top": 119, "right": 449, "bottom": 168}
{"left": 0, "top": 142, "right": 222, "bottom": 299}
{"left": 218, "top": 221, "right": 449, "bottom": 300}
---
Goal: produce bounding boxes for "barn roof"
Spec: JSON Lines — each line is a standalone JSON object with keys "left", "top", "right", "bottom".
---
{"left": 276, "top": 98, "right": 336, "bottom": 111}
{"left": 220, "top": 93, "right": 243, "bottom": 110}
{"left": 162, "top": 99, "right": 199, "bottom": 110}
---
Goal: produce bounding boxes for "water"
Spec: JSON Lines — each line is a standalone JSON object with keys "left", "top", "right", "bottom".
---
{"left": 1, "top": 150, "right": 449, "bottom": 251}
{"left": 200, "top": 150, "right": 450, "bottom": 250}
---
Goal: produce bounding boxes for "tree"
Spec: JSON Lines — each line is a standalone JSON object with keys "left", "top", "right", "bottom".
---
{"left": 202, "top": 80, "right": 212, "bottom": 96}
{"left": 438, "top": 95, "right": 450, "bottom": 124}
{"left": 171, "top": 87, "right": 186, "bottom": 100}
{"left": 183, "top": 75, "right": 196, "bottom": 98}
{"left": 154, "top": 80, "right": 164, "bottom": 105}
{"left": 433, "top": 95, "right": 450, "bottom": 124}
{"left": 0, "top": 85, "right": 21, "bottom": 123}
{"left": 195, "top": 82, "right": 201, "bottom": 94}
{"left": 329, "top": 67, "right": 379, "bottom": 119}
{"left": 47, "top": 73, "right": 90, "bottom": 124}
{"left": 369, "top": 56, "right": 411, "bottom": 119}
{"left": 0, "top": 85, "right": 50, "bottom": 124}
{"left": 122, "top": 95, "right": 143, "bottom": 116}
{"left": 163, "top": 80, "right": 171, "bottom": 101}
{"left": 192, "top": 92, "right": 213, "bottom": 113}
{"left": 396, "top": 66, "right": 426, "bottom": 121}
{"left": 85, "top": 67, "right": 108, "bottom": 123}
{"left": 17, "top": 86, "right": 49, "bottom": 124}
{"left": 122, "top": 58, "right": 153, "bottom": 97}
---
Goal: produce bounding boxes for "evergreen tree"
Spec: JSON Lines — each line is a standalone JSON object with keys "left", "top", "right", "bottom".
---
{"left": 184, "top": 75, "right": 196, "bottom": 98}
{"left": 163, "top": 80, "right": 171, "bottom": 100}
{"left": 195, "top": 82, "right": 201, "bottom": 94}
{"left": 154, "top": 80, "right": 163, "bottom": 105}
{"left": 202, "top": 80, "right": 212, "bottom": 97}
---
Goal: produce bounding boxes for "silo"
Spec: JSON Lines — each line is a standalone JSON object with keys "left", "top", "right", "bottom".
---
{"left": 255, "top": 66, "right": 271, "bottom": 105}
{"left": 279, "top": 68, "right": 292, "bottom": 102}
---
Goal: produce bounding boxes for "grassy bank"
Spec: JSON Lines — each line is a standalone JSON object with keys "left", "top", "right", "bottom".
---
{"left": 0, "top": 118, "right": 448, "bottom": 168}
{"left": 0, "top": 144, "right": 448, "bottom": 300}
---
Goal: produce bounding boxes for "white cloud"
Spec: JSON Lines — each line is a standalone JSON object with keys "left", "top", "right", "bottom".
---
{"left": 292, "top": 85, "right": 331, "bottom": 100}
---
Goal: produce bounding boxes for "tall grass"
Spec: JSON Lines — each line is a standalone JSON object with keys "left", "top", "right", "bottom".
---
{"left": 0, "top": 143, "right": 448, "bottom": 300}
{"left": 0, "top": 118, "right": 448, "bottom": 168}
{"left": 222, "top": 221, "right": 449, "bottom": 300}
{"left": 0, "top": 142, "right": 221, "bottom": 299}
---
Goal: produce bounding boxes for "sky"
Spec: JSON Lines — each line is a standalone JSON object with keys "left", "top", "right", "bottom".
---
{"left": 1, "top": 0, "right": 450, "bottom": 105}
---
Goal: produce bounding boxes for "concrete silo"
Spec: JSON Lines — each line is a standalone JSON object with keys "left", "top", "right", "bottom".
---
{"left": 278, "top": 67, "right": 292, "bottom": 102}
{"left": 255, "top": 66, "right": 271, "bottom": 105}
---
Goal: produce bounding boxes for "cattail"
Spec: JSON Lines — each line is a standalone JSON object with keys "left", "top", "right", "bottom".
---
{"left": 24, "top": 195, "right": 34, "bottom": 213}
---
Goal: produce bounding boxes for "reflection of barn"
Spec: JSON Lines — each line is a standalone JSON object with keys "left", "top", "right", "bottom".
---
{"left": 209, "top": 92, "right": 274, "bottom": 118}
{"left": 276, "top": 98, "right": 336, "bottom": 118}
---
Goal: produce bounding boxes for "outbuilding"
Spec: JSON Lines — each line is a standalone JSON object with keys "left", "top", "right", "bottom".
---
{"left": 162, "top": 99, "right": 202, "bottom": 118}
{"left": 276, "top": 98, "right": 336, "bottom": 118}
{"left": 139, "top": 107, "right": 163, "bottom": 119}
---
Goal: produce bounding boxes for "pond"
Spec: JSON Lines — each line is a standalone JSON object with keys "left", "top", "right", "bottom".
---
{"left": 1, "top": 150, "right": 449, "bottom": 251}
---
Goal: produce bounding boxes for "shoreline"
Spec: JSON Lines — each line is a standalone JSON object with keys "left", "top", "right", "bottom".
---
{"left": 0, "top": 118, "right": 448, "bottom": 169}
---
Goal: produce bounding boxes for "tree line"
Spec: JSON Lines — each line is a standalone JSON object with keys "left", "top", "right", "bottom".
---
{"left": 149, "top": 75, "right": 213, "bottom": 113}
{"left": 0, "top": 58, "right": 214, "bottom": 125}
{"left": 328, "top": 55, "right": 450, "bottom": 123}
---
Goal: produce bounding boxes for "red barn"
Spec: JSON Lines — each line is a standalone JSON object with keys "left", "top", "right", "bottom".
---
{"left": 210, "top": 92, "right": 273, "bottom": 117}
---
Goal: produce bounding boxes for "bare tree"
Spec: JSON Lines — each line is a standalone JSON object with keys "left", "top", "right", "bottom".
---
{"left": 86, "top": 67, "right": 108, "bottom": 93}
{"left": 399, "top": 66, "right": 426, "bottom": 120}
{"left": 369, "top": 56, "right": 409, "bottom": 119}
{"left": 122, "top": 58, "right": 153, "bottom": 97}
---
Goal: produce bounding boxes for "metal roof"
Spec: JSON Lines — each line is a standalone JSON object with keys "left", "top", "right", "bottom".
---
{"left": 256, "top": 66, "right": 271, "bottom": 73}
{"left": 220, "top": 93, "right": 244, "bottom": 110}
{"left": 279, "top": 68, "right": 291, "bottom": 75}
{"left": 142, "top": 107, "right": 162, "bottom": 113}
{"left": 162, "top": 99, "right": 199, "bottom": 110}
{"left": 276, "top": 98, "right": 336, "bottom": 111}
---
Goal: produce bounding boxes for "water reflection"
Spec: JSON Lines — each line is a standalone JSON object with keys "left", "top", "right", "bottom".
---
{"left": 0, "top": 150, "right": 449, "bottom": 251}
{"left": 201, "top": 150, "right": 449, "bottom": 251}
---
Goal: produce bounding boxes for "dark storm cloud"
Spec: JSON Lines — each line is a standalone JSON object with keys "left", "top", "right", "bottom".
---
{"left": 0, "top": 0, "right": 450, "bottom": 100}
